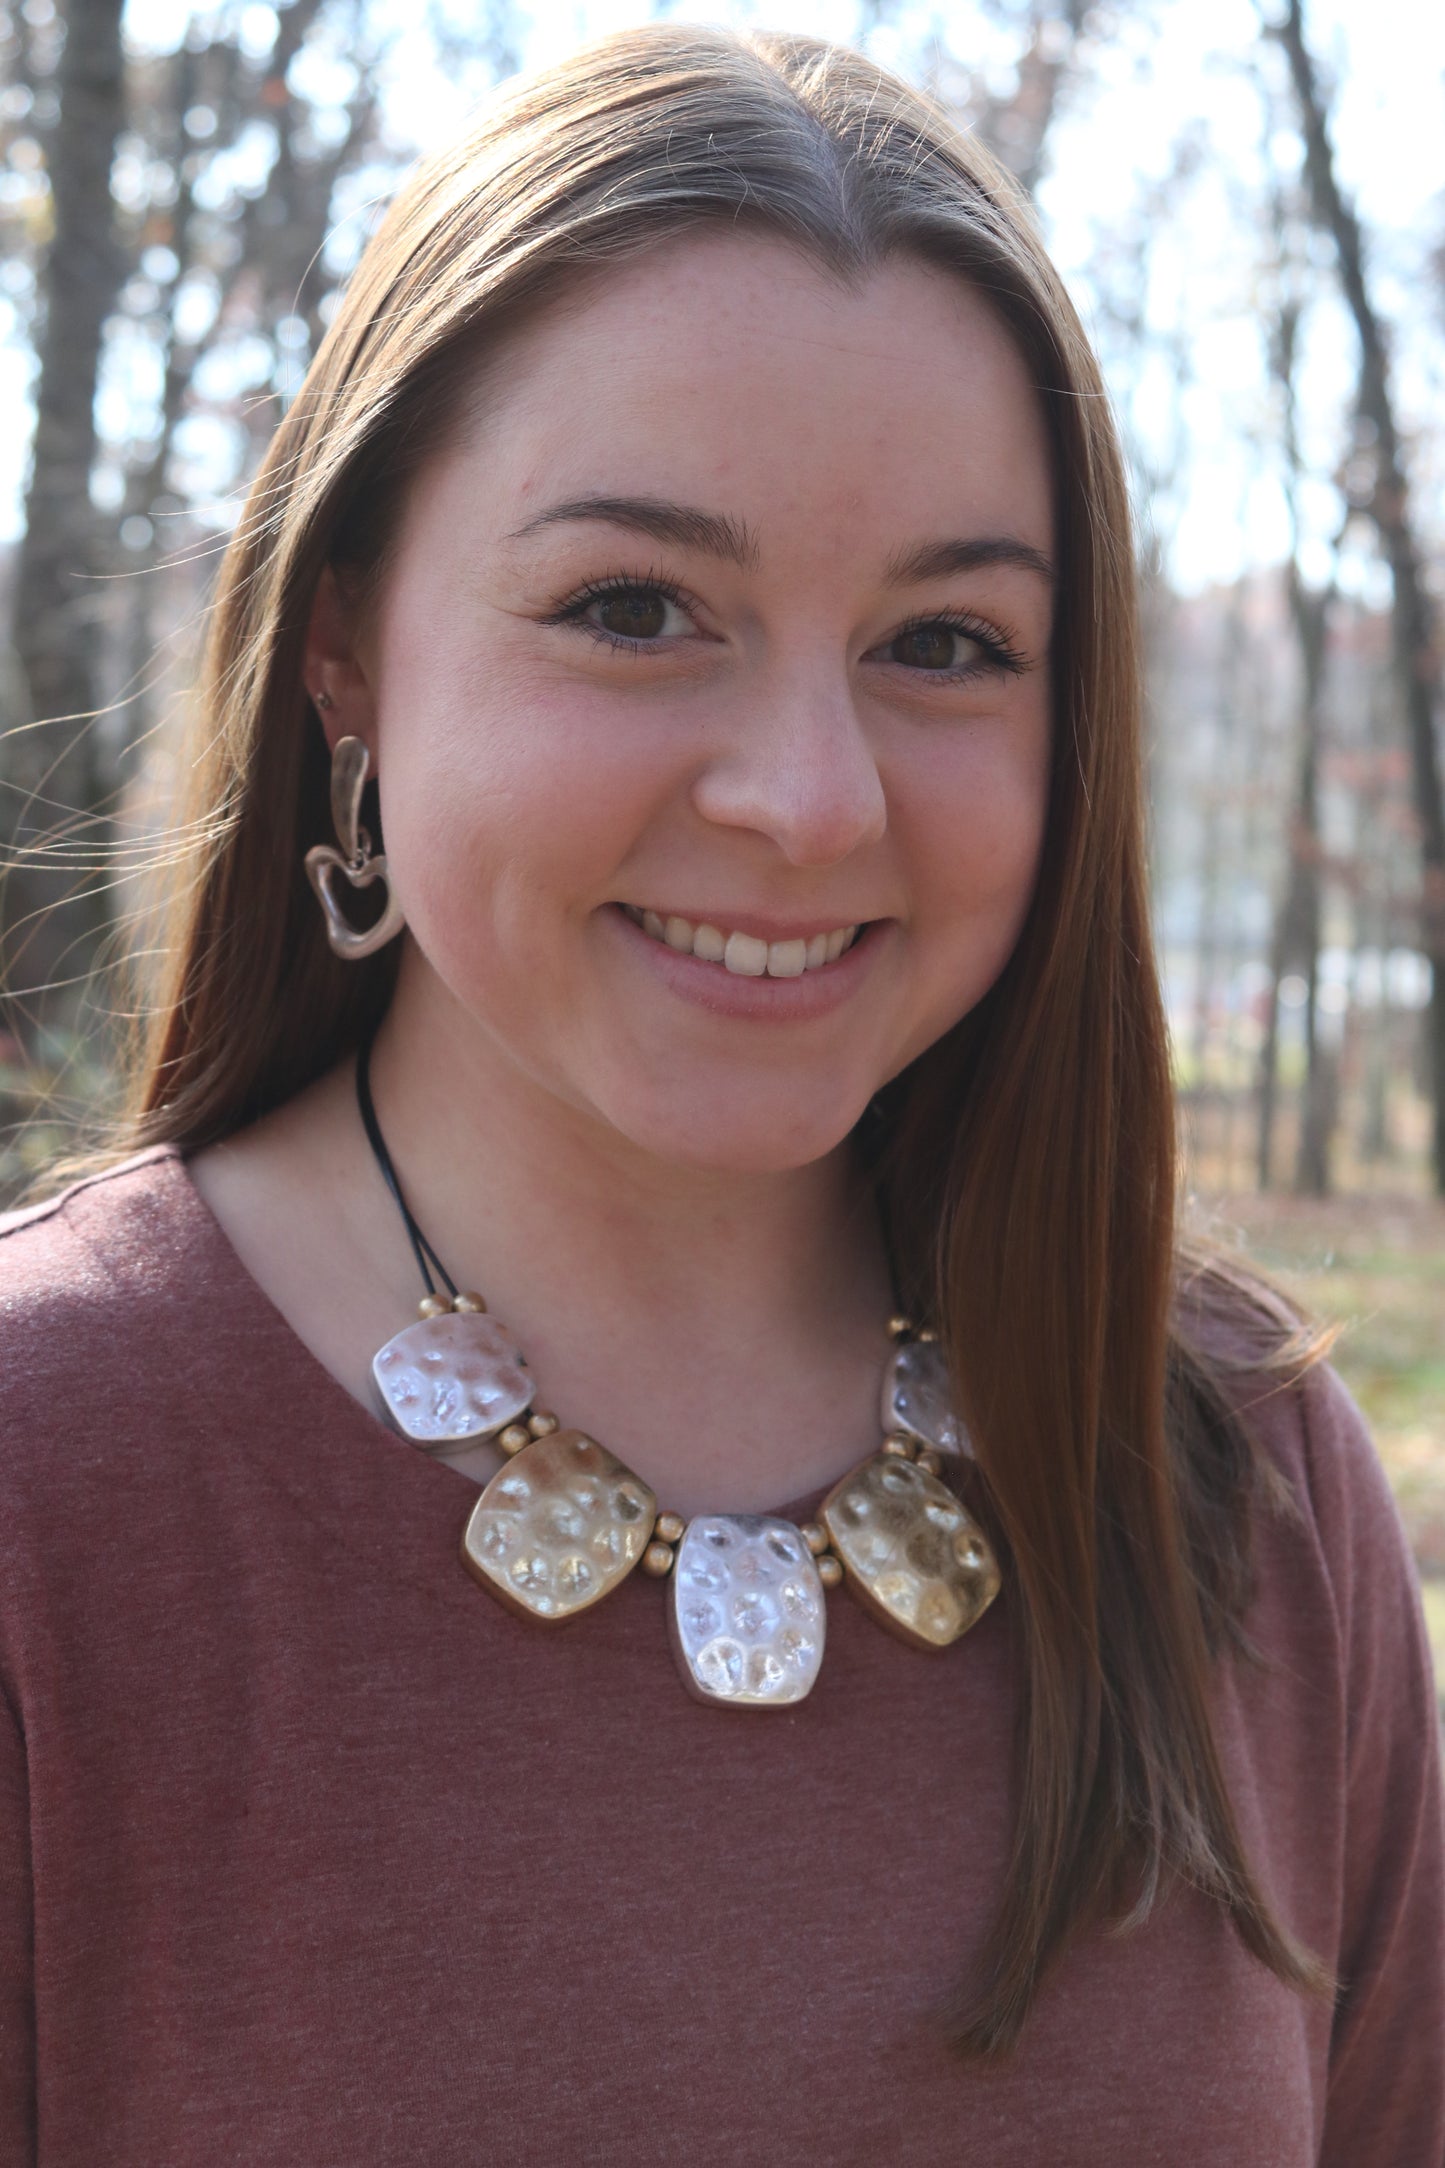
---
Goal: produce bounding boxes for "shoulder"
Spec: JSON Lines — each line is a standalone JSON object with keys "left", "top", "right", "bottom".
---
{"left": 1173, "top": 1257, "right": 1436, "bottom": 1794}
{"left": 0, "top": 1145, "right": 209, "bottom": 1461}
{"left": 1172, "top": 1250, "right": 1413, "bottom": 1641}
{"left": 1176, "top": 1266, "right": 1445, "bottom": 2155}
{"left": 1174, "top": 1252, "right": 1439, "bottom": 1838}
{"left": 0, "top": 1141, "right": 195, "bottom": 1314}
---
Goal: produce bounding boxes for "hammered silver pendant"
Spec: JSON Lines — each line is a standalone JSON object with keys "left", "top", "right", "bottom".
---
{"left": 372, "top": 1310, "right": 534, "bottom": 1448}
{"left": 882, "top": 1339, "right": 968, "bottom": 1458}
{"left": 668, "top": 1515, "right": 826, "bottom": 1706}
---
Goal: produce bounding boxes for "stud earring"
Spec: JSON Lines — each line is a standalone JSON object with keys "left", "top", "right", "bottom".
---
{"left": 304, "top": 734, "right": 406, "bottom": 960}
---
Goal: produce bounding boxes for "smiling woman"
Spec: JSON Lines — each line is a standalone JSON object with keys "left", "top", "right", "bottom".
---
{"left": 0, "top": 23, "right": 1440, "bottom": 2168}
{"left": 302, "top": 238, "right": 1055, "bottom": 1169}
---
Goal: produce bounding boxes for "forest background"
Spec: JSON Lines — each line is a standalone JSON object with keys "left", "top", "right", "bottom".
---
{"left": 1, "top": 0, "right": 1443, "bottom": 1694}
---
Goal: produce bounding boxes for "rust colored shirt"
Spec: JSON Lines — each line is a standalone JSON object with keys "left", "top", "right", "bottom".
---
{"left": 0, "top": 1149, "right": 1441, "bottom": 2165}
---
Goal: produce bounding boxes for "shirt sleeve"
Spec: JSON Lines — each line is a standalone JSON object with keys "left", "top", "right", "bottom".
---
{"left": 0, "top": 1674, "right": 35, "bottom": 2163}
{"left": 1304, "top": 1364, "right": 1445, "bottom": 2167}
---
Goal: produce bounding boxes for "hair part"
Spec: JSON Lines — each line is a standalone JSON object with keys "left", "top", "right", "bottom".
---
{"left": 35, "top": 23, "right": 1332, "bottom": 2052}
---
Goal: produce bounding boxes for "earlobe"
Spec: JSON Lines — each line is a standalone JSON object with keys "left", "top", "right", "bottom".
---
{"left": 304, "top": 563, "right": 378, "bottom": 765}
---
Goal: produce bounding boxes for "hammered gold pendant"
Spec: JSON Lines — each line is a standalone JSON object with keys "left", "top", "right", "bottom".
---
{"left": 820, "top": 1450, "right": 1000, "bottom": 1650}
{"left": 461, "top": 1429, "right": 657, "bottom": 1622}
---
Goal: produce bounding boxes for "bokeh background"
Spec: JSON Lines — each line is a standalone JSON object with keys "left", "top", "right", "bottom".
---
{"left": 1, "top": 0, "right": 1442, "bottom": 1687}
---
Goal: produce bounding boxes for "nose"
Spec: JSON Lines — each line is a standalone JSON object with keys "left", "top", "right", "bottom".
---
{"left": 690, "top": 669, "right": 888, "bottom": 868}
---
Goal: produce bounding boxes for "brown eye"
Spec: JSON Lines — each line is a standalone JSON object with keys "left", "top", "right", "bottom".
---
{"left": 892, "top": 623, "right": 973, "bottom": 670}
{"left": 595, "top": 589, "right": 668, "bottom": 639}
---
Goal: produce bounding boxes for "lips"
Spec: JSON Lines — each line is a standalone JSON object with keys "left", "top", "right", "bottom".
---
{"left": 619, "top": 905, "right": 861, "bottom": 978}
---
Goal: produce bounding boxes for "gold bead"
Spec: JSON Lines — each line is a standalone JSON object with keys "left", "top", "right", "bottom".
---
{"left": 882, "top": 1432, "right": 915, "bottom": 1458}
{"left": 655, "top": 1511, "right": 686, "bottom": 1545}
{"left": 452, "top": 1290, "right": 487, "bottom": 1313}
{"left": 917, "top": 1326, "right": 939, "bottom": 1344}
{"left": 498, "top": 1423, "right": 532, "bottom": 1455}
{"left": 817, "top": 1554, "right": 843, "bottom": 1589}
{"left": 641, "top": 1540, "right": 675, "bottom": 1578}
{"left": 418, "top": 1294, "right": 449, "bottom": 1319}
{"left": 527, "top": 1410, "right": 560, "bottom": 1438}
{"left": 887, "top": 1313, "right": 914, "bottom": 1340}
{"left": 917, "top": 1449, "right": 943, "bottom": 1477}
{"left": 800, "top": 1522, "right": 829, "bottom": 1555}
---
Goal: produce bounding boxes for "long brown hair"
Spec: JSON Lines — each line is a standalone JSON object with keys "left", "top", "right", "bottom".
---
{"left": 34, "top": 24, "right": 1329, "bottom": 2051}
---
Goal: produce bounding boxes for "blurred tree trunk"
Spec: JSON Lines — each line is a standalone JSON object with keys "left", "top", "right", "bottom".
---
{"left": 926, "top": 0, "right": 1091, "bottom": 203}
{"left": 115, "top": 43, "right": 202, "bottom": 548}
{"left": 254, "top": 0, "right": 373, "bottom": 363}
{"left": 1354, "top": 871, "right": 1390, "bottom": 1165}
{"left": 1288, "top": 565, "right": 1332, "bottom": 1194}
{"left": 977, "top": 0, "right": 1090, "bottom": 199}
{"left": 115, "top": 5, "right": 355, "bottom": 745}
{"left": 1274, "top": 0, "right": 1445, "bottom": 1192}
{"left": 1256, "top": 282, "right": 1334, "bottom": 1192}
{"left": 2, "top": 0, "right": 127, "bottom": 1050}
{"left": 1256, "top": 576, "right": 1331, "bottom": 1192}
{"left": 1192, "top": 582, "right": 1246, "bottom": 1095}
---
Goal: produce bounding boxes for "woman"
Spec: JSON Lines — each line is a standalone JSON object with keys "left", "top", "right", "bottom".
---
{"left": 1, "top": 25, "right": 1439, "bottom": 2164}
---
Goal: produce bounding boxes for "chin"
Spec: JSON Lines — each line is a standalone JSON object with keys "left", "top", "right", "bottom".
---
{"left": 602, "top": 1086, "right": 869, "bottom": 1176}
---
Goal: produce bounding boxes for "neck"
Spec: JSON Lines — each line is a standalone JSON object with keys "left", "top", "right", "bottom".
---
{"left": 356, "top": 967, "right": 896, "bottom": 1514}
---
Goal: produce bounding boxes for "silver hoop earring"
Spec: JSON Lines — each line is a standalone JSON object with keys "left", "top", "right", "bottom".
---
{"left": 304, "top": 735, "right": 406, "bottom": 960}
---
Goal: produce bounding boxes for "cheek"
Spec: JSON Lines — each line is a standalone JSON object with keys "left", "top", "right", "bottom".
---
{"left": 375, "top": 679, "right": 659, "bottom": 976}
{"left": 898, "top": 709, "right": 1051, "bottom": 1019}
{"left": 919, "top": 711, "right": 1049, "bottom": 917}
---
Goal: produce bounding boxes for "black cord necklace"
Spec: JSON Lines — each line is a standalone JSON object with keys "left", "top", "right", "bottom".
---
{"left": 356, "top": 1029, "right": 457, "bottom": 1304}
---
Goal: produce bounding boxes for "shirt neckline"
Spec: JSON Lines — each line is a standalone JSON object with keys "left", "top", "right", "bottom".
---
{"left": 153, "top": 1140, "right": 857, "bottom": 1534}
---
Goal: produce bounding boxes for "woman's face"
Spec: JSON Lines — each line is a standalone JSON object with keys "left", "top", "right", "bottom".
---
{"left": 318, "top": 231, "right": 1056, "bottom": 1173}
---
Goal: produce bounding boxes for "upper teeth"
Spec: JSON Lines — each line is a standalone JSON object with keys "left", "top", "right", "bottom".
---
{"left": 623, "top": 906, "right": 861, "bottom": 977}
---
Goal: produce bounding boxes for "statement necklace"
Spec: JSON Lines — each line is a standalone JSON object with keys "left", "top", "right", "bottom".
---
{"left": 357, "top": 1038, "right": 1001, "bottom": 1705}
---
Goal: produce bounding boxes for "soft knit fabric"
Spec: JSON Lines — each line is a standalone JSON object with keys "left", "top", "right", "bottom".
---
{"left": 0, "top": 1147, "right": 1441, "bottom": 2166}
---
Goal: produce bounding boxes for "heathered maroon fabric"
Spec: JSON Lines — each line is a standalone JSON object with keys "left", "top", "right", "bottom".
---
{"left": 0, "top": 1147, "right": 1441, "bottom": 2165}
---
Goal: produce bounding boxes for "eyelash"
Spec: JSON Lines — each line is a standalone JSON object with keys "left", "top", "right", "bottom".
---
{"left": 543, "top": 567, "right": 695, "bottom": 655}
{"left": 884, "top": 609, "right": 1029, "bottom": 681}
{"left": 544, "top": 570, "right": 1028, "bottom": 681}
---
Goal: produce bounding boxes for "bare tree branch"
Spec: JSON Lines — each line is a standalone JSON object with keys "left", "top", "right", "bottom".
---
{"left": 1269, "top": 0, "right": 1445, "bottom": 1189}
{"left": 2, "top": 0, "right": 128, "bottom": 1049}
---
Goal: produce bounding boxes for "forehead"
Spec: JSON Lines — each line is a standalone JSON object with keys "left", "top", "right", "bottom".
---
{"left": 422, "top": 229, "right": 1054, "bottom": 558}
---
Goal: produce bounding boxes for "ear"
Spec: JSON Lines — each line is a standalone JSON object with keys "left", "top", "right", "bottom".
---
{"left": 304, "top": 565, "right": 378, "bottom": 764}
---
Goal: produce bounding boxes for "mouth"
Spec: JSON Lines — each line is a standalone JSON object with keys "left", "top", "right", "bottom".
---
{"left": 616, "top": 905, "right": 864, "bottom": 979}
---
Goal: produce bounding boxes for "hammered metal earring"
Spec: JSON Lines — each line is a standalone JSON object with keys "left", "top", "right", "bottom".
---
{"left": 304, "top": 729, "right": 406, "bottom": 960}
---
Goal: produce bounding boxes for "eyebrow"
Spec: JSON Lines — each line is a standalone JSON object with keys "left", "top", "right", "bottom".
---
{"left": 884, "top": 535, "right": 1056, "bottom": 586}
{"left": 506, "top": 494, "right": 1054, "bottom": 589}
{"left": 505, "top": 495, "right": 760, "bottom": 569}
